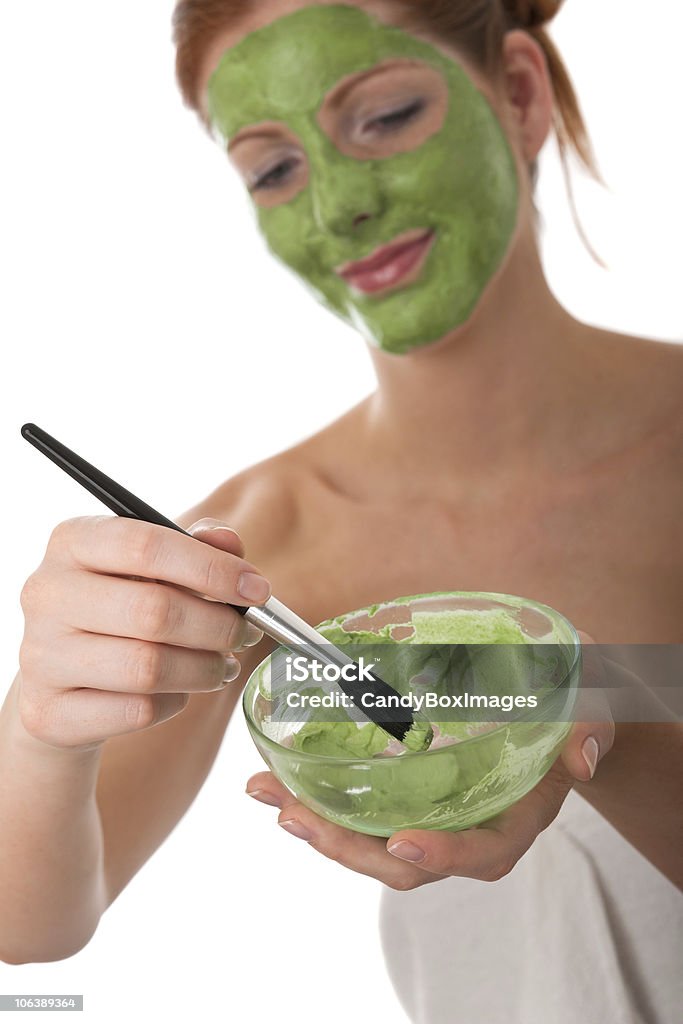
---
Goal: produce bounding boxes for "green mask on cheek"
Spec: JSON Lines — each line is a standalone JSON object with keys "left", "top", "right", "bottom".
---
{"left": 207, "top": 5, "right": 519, "bottom": 355}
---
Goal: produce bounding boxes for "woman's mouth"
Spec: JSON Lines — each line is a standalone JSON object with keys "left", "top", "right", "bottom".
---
{"left": 336, "top": 229, "right": 435, "bottom": 296}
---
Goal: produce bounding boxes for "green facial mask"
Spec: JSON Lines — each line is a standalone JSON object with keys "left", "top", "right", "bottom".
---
{"left": 207, "top": 5, "right": 519, "bottom": 355}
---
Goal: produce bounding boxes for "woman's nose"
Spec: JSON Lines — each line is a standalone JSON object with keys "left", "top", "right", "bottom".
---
{"left": 309, "top": 154, "right": 385, "bottom": 237}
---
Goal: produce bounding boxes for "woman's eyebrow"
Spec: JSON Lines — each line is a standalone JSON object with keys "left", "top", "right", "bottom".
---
{"left": 323, "top": 59, "right": 419, "bottom": 110}
{"left": 228, "top": 126, "right": 286, "bottom": 152}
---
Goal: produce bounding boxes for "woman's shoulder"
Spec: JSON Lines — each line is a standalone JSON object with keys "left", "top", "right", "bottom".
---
{"left": 176, "top": 449, "right": 308, "bottom": 559}
{"left": 174, "top": 408, "right": 364, "bottom": 564}
{"left": 593, "top": 328, "right": 683, "bottom": 384}
{"left": 585, "top": 327, "right": 683, "bottom": 383}
{"left": 579, "top": 327, "right": 683, "bottom": 447}
{"left": 584, "top": 329, "right": 683, "bottom": 533}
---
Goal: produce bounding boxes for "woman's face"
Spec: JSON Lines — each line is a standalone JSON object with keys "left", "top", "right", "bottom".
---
{"left": 203, "top": 1, "right": 520, "bottom": 355}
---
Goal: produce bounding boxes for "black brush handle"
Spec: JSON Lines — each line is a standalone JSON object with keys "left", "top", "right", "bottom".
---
{"left": 20, "top": 423, "right": 247, "bottom": 616}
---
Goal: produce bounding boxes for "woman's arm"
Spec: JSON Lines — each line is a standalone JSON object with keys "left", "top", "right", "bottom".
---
{"left": 576, "top": 722, "right": 683, "bottom": 888}
{"left": 0, "top": 641, "right": 266, "bottom": 965}
{"left": 574, "top": 650, "right": 683, "bottom": 888}
{"left": 0, "top": 637, "right": 269, "bottom": 964}
{"left": 0, "top": 675, "right": 105, "bottom": 963}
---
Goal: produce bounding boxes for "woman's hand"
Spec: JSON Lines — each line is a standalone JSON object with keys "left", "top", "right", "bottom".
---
{"left": 17, "top": 515, "right": 270, "bottom": 751}
{"left": 246, "top": 632, "right": 615, "bottom": 890}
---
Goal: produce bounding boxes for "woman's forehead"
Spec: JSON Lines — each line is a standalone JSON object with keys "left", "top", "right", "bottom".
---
{"left": 200, "top": 0, "right": 403, "bottom": 87}
{"left": 205, "top": 5, "right": 454, "bottom": 138}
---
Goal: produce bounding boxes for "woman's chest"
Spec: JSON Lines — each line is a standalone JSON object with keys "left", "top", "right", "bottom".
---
{"left": 271, "top": 465, "right": 682, "bottom": 643}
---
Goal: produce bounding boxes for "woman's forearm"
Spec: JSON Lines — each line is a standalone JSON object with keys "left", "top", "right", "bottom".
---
{"left": 0, "top": 675, "right": 107, "bottom": 964}
{"left": 576, "top": 721, "right": 683, "bottom": 890}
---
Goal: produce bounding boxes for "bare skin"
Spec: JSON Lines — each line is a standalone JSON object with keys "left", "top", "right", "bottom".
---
{"left": 240, "top": 330, "right": 683, "bottom": 890}
{"left": 1, "top": 0, "right": 681, "bottom": 965}
{"left": 203, "top": 0, "right": 683, "bottom": 890}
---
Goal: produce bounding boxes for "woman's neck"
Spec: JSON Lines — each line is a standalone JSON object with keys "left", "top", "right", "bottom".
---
{"left": 365, "top": 228, "right": 588, "bottom": 491}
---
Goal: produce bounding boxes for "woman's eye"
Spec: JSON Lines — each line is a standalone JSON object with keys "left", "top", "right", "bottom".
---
{"left": 363, "top": 99, "right": 426, "bottom": 135}
{"left": 251, "top": 157, "right": 299, "bottom": 192}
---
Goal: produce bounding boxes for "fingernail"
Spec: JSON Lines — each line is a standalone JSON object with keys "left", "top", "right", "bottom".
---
{"left": 279, "top": 819, "right": 313, "bottom": 842}
{"left": 243, "top": 622, "right": 265, "bottom": 647}
{"left": 206, "top": 525, "right": 239, "bottom": 537}
{"left": 582, "top": 736, "right": 600, "bottom": 778}
{"left": 223, "top": 657, "right": 241, "bottom": 683}
{"left": 387, "top": 841, "right": 426, "bottom": 863}
{"left": 246, "top": 788, "right": 282, "bottom": 809}
{"left": 238, "top": 572, "right": 271, "bottom": 604}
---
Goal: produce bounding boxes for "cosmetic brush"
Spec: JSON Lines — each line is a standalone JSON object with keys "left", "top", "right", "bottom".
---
{"left": 21, "top": 423, "right": 431, "bottom": 750}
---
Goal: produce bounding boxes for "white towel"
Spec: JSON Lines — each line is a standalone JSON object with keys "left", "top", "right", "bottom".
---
{"left": 380, "top": 790, "right": 683, "bottom": 1024}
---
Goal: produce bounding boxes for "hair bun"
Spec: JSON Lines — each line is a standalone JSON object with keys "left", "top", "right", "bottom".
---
{"left": 503, "top": 0, "right": 562, "bottom": 29}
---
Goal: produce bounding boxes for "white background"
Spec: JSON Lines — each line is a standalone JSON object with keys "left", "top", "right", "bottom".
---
{"left": 1, "top": 1, "right": 681, "bottom": 1021}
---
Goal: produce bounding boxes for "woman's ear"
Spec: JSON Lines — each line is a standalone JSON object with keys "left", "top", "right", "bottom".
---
{"left": 501, "top": 29, "right": 553, "bottom": 162}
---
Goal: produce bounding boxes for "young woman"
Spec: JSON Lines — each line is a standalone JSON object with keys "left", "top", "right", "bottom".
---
{"left": 2, "top": 0, "right": 681, "bottom": 1018}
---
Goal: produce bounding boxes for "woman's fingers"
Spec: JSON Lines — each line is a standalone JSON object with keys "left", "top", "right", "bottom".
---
{"left": 281, "top": 804, "right": 449, "bottom": 890}
{"left": 245, "top": 771, "right": 292, "bottom": 808}
{"left": 388, "top": 760, "right": 574, "bottom": 880}
{"left": 19, "top": 686, "right": 190, "bottom": 749}
{"left": 177, "top": 521, "right": 265, "bottom": 648}
{"left": 47, "top": 570, "right": 252, "bottom": 653}
{"left": 385, "top": 826, "right": 515, "bottom": 881}
{"left": 17, "top": 514, "right": 264, "bottom": 752}
{"left": 245, "top": 772, "right": 447, "bottom": 890}
{"left": 48, "top": 515, "right": 270, "bottom": 607}
{"left": 246, "top": 757, "right": 575, "bottom": 886}
{"left": 25, "top": 631, "right": 237, "bottom": 694}
{"left": 186, "top": 519, "right": 246, "bottom": 559}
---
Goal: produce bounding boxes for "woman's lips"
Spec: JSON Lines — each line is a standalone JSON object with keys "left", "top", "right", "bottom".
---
{"left": 336, "top": 229, "right": 435, "bottom": 295}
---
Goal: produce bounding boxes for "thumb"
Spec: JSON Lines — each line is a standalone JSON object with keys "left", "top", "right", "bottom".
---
{"left": 186, "top": 518, "right": 246, "bottom": 557}
{"left": 561, "top": 719, "right": 615, "bottom": 782}
{"left": 561, "top": 630, "right": 615, "bottom": 782}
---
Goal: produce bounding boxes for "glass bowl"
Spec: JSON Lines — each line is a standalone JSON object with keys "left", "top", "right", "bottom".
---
{"left": 242, "top": 591, "right": 581, "bottom": 836}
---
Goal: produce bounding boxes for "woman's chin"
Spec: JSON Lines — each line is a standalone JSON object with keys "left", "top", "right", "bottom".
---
{"left": 362, "top": 305, "right": 481, "bottom": 357}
